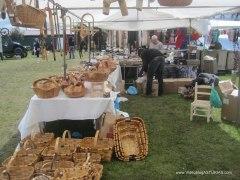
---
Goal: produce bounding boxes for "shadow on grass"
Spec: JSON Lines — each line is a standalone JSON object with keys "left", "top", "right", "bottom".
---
{"left": 0, "top": 133, "right": 20, "bottom": 163}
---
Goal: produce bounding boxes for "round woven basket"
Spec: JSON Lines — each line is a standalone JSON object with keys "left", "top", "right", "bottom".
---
{"left": 15, "top": 4, "right": 46, "bottom": 29}
{"left": 158, "top": 0, "right": 192, "bottom": 6}
{"left": 33, "top": 78, "right": 60, "bottom": 99}
{"left": 2, "top": 166, "right": 34, "bottom": 180}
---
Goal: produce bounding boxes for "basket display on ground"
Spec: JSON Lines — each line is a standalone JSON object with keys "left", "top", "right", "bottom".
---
{"left": 33, "top": 78, "right": 60, "bottom": 99}
{"left": 114, "top": 117, "right": 148, "bottom": 161}
{"left": 79, "top": 130, "right": 114, "bottom": 161}
{"left": 59, "top": 130, "right": 82, "bottom": 152}
{"left": 73, "top": 152, "right": 101, "bottom": 165}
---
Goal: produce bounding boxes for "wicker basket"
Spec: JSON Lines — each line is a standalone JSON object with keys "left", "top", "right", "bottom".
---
{"left": 79, "top": 130, "right": 114, "bottom": 161}
{"left": 33, "top": 78, "right": 60, "bottom": 99}
{"left": 42, "top": 138, "right": 72, "bottom": 161}
{"left": 114, "top": 117, "right": 148, "bottom": 161}
{"left": 15, "top": 2, "right": 46, "bottom": 29}
{"left": 73, "top": 152, "right": 101, "bottom": 165}
{"left": 3, "top": 153, "right": 39, "bottom": 167}
{"left": 158, "top": 0, "right": 192, "bottom": 6}
{"left": 63, "top": 84, "right": 85, "bottom": 98}
{"left": 1, "top": 166, "right": 34, "bottom": 180}
{"left": 34, "top": 159, "right": 74, "bottom": 177}
{"left": 59, "top": 130, "right": 82, "bottom": 152}
{"left": 85, "top": 70, "right": 109, "bottom": 82}
{"left": 31, "top": 132, "right": 55, "bottom": 148}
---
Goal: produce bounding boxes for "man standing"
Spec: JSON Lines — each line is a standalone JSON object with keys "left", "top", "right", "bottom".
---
{"left": 68, "top": 36, "right": 75, "bottom": 59}
{"left": 140, "top": 49, "right": 165, "bottom": 96}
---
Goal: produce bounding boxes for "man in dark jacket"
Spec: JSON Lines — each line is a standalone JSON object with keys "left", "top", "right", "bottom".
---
{"left": 140, "top": 49, "right": 165, "bottom": 96}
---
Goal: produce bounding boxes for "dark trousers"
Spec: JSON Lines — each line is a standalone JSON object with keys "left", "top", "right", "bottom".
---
{"left": 146, "top": 57, "right": 165, "bottom": 96}
{"left": 36, "top": 51, "right": 40, "bottom": 58}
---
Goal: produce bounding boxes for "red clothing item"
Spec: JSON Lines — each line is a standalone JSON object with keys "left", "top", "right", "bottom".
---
{"left": 191, "top": 32, "right": 200, "bottom": 41}
{"left": 176, "top": 33, "right": 184, "bottom": 49}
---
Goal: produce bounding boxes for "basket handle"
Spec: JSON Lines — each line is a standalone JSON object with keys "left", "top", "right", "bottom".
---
{"left": 83, "top": 153, "right": 91, "bottom": 167}
{"left": 54, "top": 137, "right": 60, "bottom": 155}
{"left": 93, "top": 130, "right": 100, "bottom": 147}
{"left": 23, "top": 139, "right": 36, "bottom": 149}
{"left": 2, "top": 170, "right": 10, "bottom": 180}
{"left": 62, "top": 130, "right": 71, "bottom": 141}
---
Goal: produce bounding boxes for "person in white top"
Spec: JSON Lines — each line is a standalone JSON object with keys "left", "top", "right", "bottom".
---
{"left": 149, "top": 35, "right": 163, "bottom": 50}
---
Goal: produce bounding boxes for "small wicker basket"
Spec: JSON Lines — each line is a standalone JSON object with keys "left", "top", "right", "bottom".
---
{"left": 63, "top": 84, "right": 85, "bottom": 98}
{"left": 33, "top": 78, "right": 60, "bottom": 99}
{"left": 79, "top": 130, "right": 114, "bottom": 161}
{"left": 158, "top": 0, "right": 192, "bottom": 6}
{"left": 73, "top": 152, "right": 101, "bottom": 165}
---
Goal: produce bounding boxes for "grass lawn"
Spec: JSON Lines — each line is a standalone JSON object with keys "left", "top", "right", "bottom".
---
{"left": 0, "top": 54, "right": 240, "bottom": 179}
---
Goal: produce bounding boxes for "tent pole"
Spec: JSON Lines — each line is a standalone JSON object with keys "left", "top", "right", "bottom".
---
{"left": 61, "top": 9, "right": 67, "bottom": 79}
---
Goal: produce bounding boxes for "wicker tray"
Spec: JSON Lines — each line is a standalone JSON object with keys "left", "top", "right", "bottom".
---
{"left": 1, "top": 166, "right": 34, "bottom": 180}
{"left": 158, "top": 0, "right": 192, "bottom": 6}
{"left": 79, "top": 130, "right": 114, "bottom": 161}
{"left": 114, "top": 117, "right": 148, "bottom": 161}
{"left": 33, "top": 78, "right": 60, "bottom": 99}
{"left": 15, "top": 4, "right": 46, "bottom": 29}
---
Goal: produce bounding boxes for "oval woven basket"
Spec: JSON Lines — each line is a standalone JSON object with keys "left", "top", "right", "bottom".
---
{"left": 33, "top": 78, "right": 60, "bottom": 99}
{"left": 73, "top": 152, "right": 101, "bottom": 165}
{"left": 3, "top": 154, "right": 39, "bottom": 167}
{"left": 158, "top": 0, "right": 192, "bottom": 6}
{"left": 85, "top": 70, "right": 109, "bottom": 82}
{"left": 15, "top": 4, "right": 46, "bottom": 29}
{"left": 114, "top": 117, "right": 148, "bottom": 161}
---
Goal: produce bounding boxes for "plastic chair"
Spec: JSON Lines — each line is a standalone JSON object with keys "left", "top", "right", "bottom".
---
{"left": 190, "top": 82, "right": 212, "bottom": 123}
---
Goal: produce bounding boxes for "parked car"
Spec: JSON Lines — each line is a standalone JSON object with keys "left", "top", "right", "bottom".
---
{"left": 2, "top": 37, "right": 28, "bottom": 58}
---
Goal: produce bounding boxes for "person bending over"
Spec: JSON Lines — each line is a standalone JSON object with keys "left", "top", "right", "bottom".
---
{"left": 140, "top": 49, "right": 165, "bottom": 96}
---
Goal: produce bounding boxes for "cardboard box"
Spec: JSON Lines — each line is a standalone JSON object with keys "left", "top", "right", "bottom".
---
{"left": 164, "top": 78, "right": 193, "bottom": 94}
{"left": 218, "top": 81, "right": 239, "bottom": 123}
{"left": 143, "top": 80, "right": 158, "bottom": 96}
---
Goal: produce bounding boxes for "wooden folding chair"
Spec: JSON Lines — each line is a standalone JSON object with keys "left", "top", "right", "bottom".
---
{"left": 190, "top": 82, "right": 212, "bottom": 123}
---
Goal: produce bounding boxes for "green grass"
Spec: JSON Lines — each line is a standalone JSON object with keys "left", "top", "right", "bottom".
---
{"left": 0, "top": 54, "right": 240, "bottom": 179}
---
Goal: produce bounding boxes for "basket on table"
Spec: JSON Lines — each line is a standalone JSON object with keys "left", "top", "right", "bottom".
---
{"left": 114, "top": 117, "right": 148, "bottom": 161}
{"left": 42, "top": 137, "right": 72, "bottom": 161}
{"left": 98, "top": 59, "right": 117, "bottom": 73}
{"left": 79, "top": 130, "right": 114, "bottom": 162}
{"left": 14, "top": 0, "right": 46, "bottom": 29}
{"left": 48, "top": 75, "right": 63, "bottom": 86}
{"left": 158, "top": 0, "right": 192, "bottom": 6}
{"left": 1, "top": 166, "right": 34, "bottom": 180}
{"left": 63, "top": 83, "right": 85, "bottom": 98}
{"left": 84, "top": 69, "right": 110, "bottom": 82}
{"left": 34, "top": 156, "right": 74, "bottom": 177}
{"left": 33, "top": 78, "right": 60, "bottom": 99}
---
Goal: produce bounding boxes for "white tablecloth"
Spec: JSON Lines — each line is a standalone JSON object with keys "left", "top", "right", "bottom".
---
{"left": 18, "top": 91, "right": 117, "bottom": 139}
{"left": 107, "top": 65, "right": 122, "bottom": 91}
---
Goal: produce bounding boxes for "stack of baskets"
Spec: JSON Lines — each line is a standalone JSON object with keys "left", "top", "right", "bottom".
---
{"left": 114, "top": 117, "right": 148, "bottom": 161}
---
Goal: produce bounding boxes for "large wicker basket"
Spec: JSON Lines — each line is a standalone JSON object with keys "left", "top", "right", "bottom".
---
{"left": 59, "top": 130, "right": 82, "bottom": 152}
{"left": 114, "top": 117, "right": 148, "bottom": 161}
{"left": 158, "top": 0, "right": 192, "bottom": 6}
{"left": 15, "top": 3, "right": 46, "bottom": 29}
{"left": 79, "top": 130, "right": 114, "bottom": 161}
{"left": 2, "top": 153, "right": 39, "bottom": 167}
{"left": 84, "top": 70, "right": 109, "bottom": 82}
{"left": 1, "top": 166, "right": 34, "bottom": 180}
{"left": 33, "top": 78, "right": 60, "bottom": 99}
{"left": 73, "top": 152, "right": 101, "bottom": 165}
